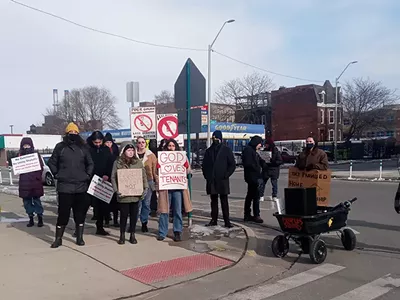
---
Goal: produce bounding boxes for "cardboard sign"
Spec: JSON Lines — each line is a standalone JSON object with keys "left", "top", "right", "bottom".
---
{"left": 87, "top": 175, "right": 114, "bottom": 204}
{"left": 288, "top": 167, "right": 332, "bottom": 206}
{"left": 158, "top": 151, "right": 188, "bottom": 190}
{"left": 117, "top": 169, "right": 143, "bottom": 196}
{"left": 130, "top": 106, "right": 156, "bottom": 139}
{"left": 11, "top": 153, "right": 41, "bottom": 176}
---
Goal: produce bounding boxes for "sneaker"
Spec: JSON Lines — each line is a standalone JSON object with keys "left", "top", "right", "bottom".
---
{"left": 157, "top": 235, "right": 165, "bottom": 241}
{"left": 173, "top": 232, "right": 182, "bottom": 242}
{"left": 96, "top": 229, "right": 110, "bottom": 236}
{"left": 259, "top": 196, "right": 264, "bottom": 202}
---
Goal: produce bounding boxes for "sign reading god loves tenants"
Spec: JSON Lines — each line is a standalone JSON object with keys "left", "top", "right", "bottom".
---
{"left": 288, "top": 167, "right": 332, "bottom": 206}
{"left": 87, "top": 175, "right": 115, "bottom": 204}
{"left": 117, "top": 169, "right": 143, "bottom": 196}
{"left": 158, "top": 151, "right": 188, "bottom": 190}
{"left": 11, "top": 153, "right": 41, "bottom": 176}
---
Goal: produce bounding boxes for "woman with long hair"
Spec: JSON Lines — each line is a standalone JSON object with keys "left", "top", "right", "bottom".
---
{"left": 111, "top": 141, "right": 148, "bottom": 245}
{"left": 156, "top": 139, "right": 193, "bottom": 242}
{"left": 48, "top": 122, "right": 94, "bottom": 248}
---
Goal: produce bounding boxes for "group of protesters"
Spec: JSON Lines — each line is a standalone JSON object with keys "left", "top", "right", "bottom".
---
{"left": 18, "top": 121, "right": 331, "bottom": 247}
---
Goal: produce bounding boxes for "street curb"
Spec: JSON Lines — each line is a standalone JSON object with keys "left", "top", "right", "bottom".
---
{"left": 332, "top": 176, "right": 400, "bottom": 183}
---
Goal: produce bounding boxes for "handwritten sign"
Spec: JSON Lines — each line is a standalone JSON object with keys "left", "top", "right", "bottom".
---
{"left": 117, "top": 169, "right": 143, "bottom": 196}
{"left": 87, "top": 175, "right": 114, "bottom": 204}
{"left": 158, "top": 151, "right": 188, "bottom": 190}
{"left": 11, "top": 153, "right": 41, "bottom": 176}
{"left": 288, "top": 167, "right": 332, "bottom": 206}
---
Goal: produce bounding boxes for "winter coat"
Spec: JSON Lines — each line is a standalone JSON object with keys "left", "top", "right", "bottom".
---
{"left": 111, "top": 156, "right": 148, "bottom": 204}
{"left": 242, "top": 144, "right": 266, "bottom": 185}
{"left": 87, "top": 143, "right": 114, "bottom": 179}
{"left": 202, "top": 143, "right": 236, "bottom": 195}
{"left": 48, "top": 138, "right": 94, "bottom": 194}
{"left": 261, "top": 146, "right": 283, "bottom": 180}
{"left": 136, "top": 149, "right": 158, "bottom": 183}
{"left": 18, "top": 153, "right": 44, "bottom": 199}
{"left": 295, "top": 147, "right": 329, "bottom": 171}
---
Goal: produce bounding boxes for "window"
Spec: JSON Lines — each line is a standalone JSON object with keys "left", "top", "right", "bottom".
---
{"left": 320, "top": 109, "right": 324, "bottom": 124}
{"left": 328, "top": 129, "right": 334, "bottom": 141}
{"left": 338, "top": 111, "right": 342, "bottom": 124}
{"left": 338, "top": 129, "right": 342, "bottom": 141}
{"left": 387, "top": 131, "right": 394, "bottom": 137}
{"left": 343, "top": 118, "right": 350, "bottom": 126}
{"left": 329, "top": 110, "right": 334, "bottom": 124}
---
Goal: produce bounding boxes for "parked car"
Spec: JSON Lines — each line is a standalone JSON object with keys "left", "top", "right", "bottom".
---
{"left": 234, "top": 152, "right": 243, "bottom": 166}
{"left": 41, "top": 154, "right": 55, "bottom": 186}
{"left": 281, "top": 150, "right": 296, "bottom": 164}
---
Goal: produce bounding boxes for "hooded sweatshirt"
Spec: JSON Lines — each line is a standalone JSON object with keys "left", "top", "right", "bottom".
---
{"left": 241, "top": 135, "right": 264, "bottom": 184}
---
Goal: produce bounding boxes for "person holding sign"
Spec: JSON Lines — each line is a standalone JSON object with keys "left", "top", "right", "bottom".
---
{"left": 135, "top": 136, "right": 158, "bottom": 233}
{"left": 295, "top": 136, "right": 329, "bottom": 171}
{"left": 48, "top": 123, "right": 94, "bottom": 248}
{"left": 202, "top": 130, "right": 236, "bottom": 228}
{"left": 87, "top": 131, "right": 114, "bottom": 236}
{"left": 17, "top": 137, "right": 45, "bottom": 227}
{"left": 156, "top": 139, "right": 193, "bottom": 242}
{"left": 111, "top": 141, "right": 148, "bottom": 245}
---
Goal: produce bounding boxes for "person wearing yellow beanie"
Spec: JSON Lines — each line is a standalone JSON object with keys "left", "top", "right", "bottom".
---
{"left": 65, "top": 122, "right": 80, "bottom": 134}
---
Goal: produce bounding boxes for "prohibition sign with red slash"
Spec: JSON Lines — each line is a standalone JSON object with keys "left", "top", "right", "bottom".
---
{"left": 157, "top": 115, "right": 179, "bottom": 139}
{"left": 134, "top": 114, "right": 153, "bottom": 132}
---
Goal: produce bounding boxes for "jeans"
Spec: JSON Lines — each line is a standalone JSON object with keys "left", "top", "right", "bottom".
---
{"left": 259, "top": 178, "right": 278, "bottom": 198}
{"left": 22, "top": 197, "right": 44, "bottom": 217}
{"left": 138, "top": 180, "right": 153, "bottom": 224}
{"left": 244, "top": 182, "right": 260, "bottom": 217}
{"left": 159, "top": 190, "right": 183, "bottom": 238}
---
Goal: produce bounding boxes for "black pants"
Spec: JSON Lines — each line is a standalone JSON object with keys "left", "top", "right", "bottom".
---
{"left": 210, "top": 194, "right": 230, "bottom": 224}
{"left": 244, "top": 182, "right": 260, "bottom": 217}
{"left": 93, "top": 197, "right": 109, "bottom": 230}
{"left": 57, "top": 193, "right": 90, "bottom": 226}
{"left": 119, "top": 202, "right": 139, "bottom": 234}
{"left": 150, "top": 191, "right": 158, "bottom": 212}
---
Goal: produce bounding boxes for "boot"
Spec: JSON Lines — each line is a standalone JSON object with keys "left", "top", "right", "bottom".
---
{"left": 205, "top": 220, "right": 217, "bottom": 227}
{"left": 76, "top": 224, "right": 85, "bottom": 246}
{"left": 173, "top": 231, "right": 182, "bottom": 242}
{"left": 224, "top": 222, "right": 233, "bottom": 228}
{"left": 253, "top": 216, "right": 264, "bottom": 224}
{"left": 141, "top": 222, "right": 148, "bottom": 233}
{"left": 244, "top": 215, "right": 254, "bottom": 222}
{"left": 51, "top": 226, "right": 65, "bottom": 248}
{"left": 37, "top": 215, "right": 43, "bottom": 228}
{"left": 118, "top": 232, "right": 125, "bottom": 245}
{"left": 129, "top": 232, "right": 138, "bottom": 244}
{"left": 27, "top": 215, "right": 34, "bottom": 227}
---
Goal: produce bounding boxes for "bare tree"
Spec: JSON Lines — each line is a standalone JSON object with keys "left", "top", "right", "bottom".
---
{"left": 154, "top": 90, "right": 174, "bottom": 105}
{"left": 46, "top": 86, "right": 122, "bottom": 132}
{"left": 215, "top": 72, "right": 275, "bottom": 123}
{"left": 342, "top": 78, "right": 398, "bottom": 141}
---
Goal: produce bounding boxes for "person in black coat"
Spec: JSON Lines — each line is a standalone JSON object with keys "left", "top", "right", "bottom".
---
{"left": 104, "top": 132, "right": 120, "bottom": 227}
{"left": 259, "top": 138, "right": 282, "bottom": 201}
{"left": 202, "top": 130, "right": 236, "bottom": 228}
{"left": 241, "top": 135, "right": 265, "bottom": 223}
{"left": 48, "top": 122, "right": 94, "bottom": 248}
{"left": 87, "top": 131, "right": 114, "bottom": 235}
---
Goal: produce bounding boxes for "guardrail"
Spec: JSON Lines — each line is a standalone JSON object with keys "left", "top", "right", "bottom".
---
{"left": 0, "top": 167, "right": 14, "bottom": 185}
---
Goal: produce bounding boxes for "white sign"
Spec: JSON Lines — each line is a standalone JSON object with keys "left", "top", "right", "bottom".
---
{"left": 11, "top": 153, "right": 41, "bottom": 175}
{"left": 87, "top": 175, "right": 115, "bottom": 204}
{"left": 156, "top": 114, "right": 184, "bottom": 147}
{"left": 158, "top": 151, "right": 188, "bottom": 190}
{"left": 130, "top": 106, "right": 156, "bottom": 139}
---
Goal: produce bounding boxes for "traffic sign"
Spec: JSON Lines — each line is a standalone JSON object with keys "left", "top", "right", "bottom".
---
{"left": 130, "top": 107, "right": 156, "bottom": 139}
{"left": 157, "top": 114, "right": 184, "bottom": 146}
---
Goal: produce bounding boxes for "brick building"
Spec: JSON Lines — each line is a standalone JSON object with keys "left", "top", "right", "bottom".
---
{"left": 271, "top": 80, "right": 343, "bottom": 142}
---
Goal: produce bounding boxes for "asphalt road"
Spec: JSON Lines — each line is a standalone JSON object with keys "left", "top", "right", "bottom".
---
{"left": 329, "top": 159, "right": 398, "bottom": 172}
{"left": 1, "top": 163, "right": 400, "bottom": 299}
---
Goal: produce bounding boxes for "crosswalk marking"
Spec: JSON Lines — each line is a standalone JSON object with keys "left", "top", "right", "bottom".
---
{"left": 220, "top": 263, "right": 345, "bottom": 300}
{"left": 329, "top": 274, "right": 400, "bottom": 300}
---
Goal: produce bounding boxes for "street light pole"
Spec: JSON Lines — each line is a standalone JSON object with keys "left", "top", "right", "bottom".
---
{"left": 206, "top": 19, "right": 235, "bottom": 148}
{"left": 9, "top": 125, "right": 13, "bottom": 134}
{"left": 334, "top": 61, "right": 358, "bottom": 163}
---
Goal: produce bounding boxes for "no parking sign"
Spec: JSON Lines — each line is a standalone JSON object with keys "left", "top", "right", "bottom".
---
{"left": 157, "top": 114, "right": 184, "bottom": 146}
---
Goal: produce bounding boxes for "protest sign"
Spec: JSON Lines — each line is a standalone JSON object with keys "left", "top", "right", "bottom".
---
{"left": 87, "top": 175, "right": 115, "bottom": 204}
{"left": 11, "top": 153, "right": 41, "bottom": 176}
{"left": 158, "top": 151, "right": 188, "bottom": 190}
{"left": 117, "top": 169, "right": 143, "bottom": 196}
{"left": 288, "top": 167, "right": 332, "bottom": 206}
{"left": 258, "top": 151, "right": 272, "bottom": 162}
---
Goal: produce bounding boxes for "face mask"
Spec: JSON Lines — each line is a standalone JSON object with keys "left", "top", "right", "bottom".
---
{"left": 212, "top": 139, "right": 220, "bottom": 144}
{"left": 68, "top": 134, "right": 79, "bottom": 142}
{"left": 306, "top": 143, "right": 314, "bottom": 149}
{"left": 21, "top": 148, "right": 33, "bottom": 155}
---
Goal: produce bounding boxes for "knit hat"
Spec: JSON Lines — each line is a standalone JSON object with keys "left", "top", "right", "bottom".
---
{"left": 65, "top": 122, "right": 79, "bottom": 134}
{"left": 212, "top": 130, "right": 223, "bottom": 141}
{"left": 104, "top": 132, "right": 113, "bottom": 142}
{"left": 20, "top": 137, "right": 34, "bottom": 150}
{"left": 249, "top": 135, "right": 263, "bottom": 148}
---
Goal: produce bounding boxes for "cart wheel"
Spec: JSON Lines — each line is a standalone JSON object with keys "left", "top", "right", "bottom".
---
{"left": 309, "top": 239, "right": 327, "bottom": 264}
{"left": 300, "top": 237, "right": 310, "bottom": 254}
{"left": 341, "top": 229, "right": 356, "bottom": 251}
{"left": 271, "top": 235, "right": 289, "bottom": 258}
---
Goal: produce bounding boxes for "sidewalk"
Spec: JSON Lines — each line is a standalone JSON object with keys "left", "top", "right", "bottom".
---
{"left": 0, "top": 193, "right": 248, "bottom": 300}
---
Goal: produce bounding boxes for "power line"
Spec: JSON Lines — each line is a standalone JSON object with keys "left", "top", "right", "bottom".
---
{"left": 10, "top": 0, "right": 206, "bottom": 52}
{"left": 213, "top": 50, "right": 324, "bottom": 83}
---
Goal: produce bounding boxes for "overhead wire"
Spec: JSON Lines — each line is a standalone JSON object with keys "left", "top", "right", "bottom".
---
{"left": 11, "top": 0, "right": 323, "bottom": 83}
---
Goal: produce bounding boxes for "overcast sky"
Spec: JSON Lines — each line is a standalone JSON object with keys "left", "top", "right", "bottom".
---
{"left": 0, "top": 0, "right": 399, "bottom": 133}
